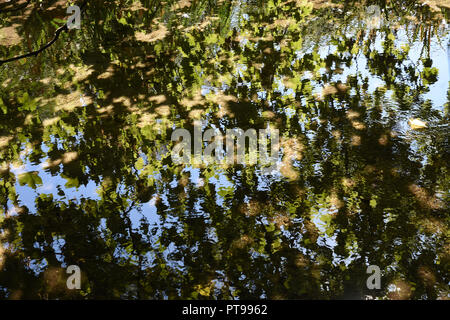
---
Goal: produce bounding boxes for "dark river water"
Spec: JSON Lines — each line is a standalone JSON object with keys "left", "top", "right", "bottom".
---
{"left": 0, "top": 0, "right": 449, "bottom": 299}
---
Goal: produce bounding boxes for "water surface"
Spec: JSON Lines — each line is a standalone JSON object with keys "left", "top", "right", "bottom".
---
{"left": 0, "top": 0, "right": 449, "bottom": 299}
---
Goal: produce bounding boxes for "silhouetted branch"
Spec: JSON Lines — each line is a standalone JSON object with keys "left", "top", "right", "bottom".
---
{"left": 0, "top": 24, "right": 68, "bottom": 66}
{"left": 0, "top": 0, "right": 88, "bottom": 66}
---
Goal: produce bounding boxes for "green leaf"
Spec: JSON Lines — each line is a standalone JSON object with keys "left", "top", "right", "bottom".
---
{"left": 118, "top": 17, "right": 128, "bottom": 25}
{"left": 265, "top": 223, "right": 276, "bottom": 232}
{"left": 135, "top": 157, "right": 145, "bottom": 170}
{"left": 0, "top": 98, "right": 6, "bottom": 114}
{"left": 64, "top": 177, "right": 80, "bottom": 188}
{"left": 18, "top": 171, "right": 43, "bottom": 189}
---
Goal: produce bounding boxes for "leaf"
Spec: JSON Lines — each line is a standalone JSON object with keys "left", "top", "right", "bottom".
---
{"left": 196, "top": 284, "right": 211, "bottom": 296}
{"left": 272, "top": 239, "right": 281, "bottom": 251}
{"left": 118, "top": 17, "right": 128, "bottom": 25}
{"left": 0, "top": 98, "right": 6, "bottom": 114}
{"left": 370, "top": 199, "right": 377, "bottom": 208}
{"left": 18, "top": 171, "right": 43, "bottom": 189}
{"left": 217, "top": 186, "right": 233, "bottom": 198}
{"left": 135, "top": 157, "right": 145, "bottom": 170}
{"left": 64, "top": 177, "right": 80, "bottom": 188}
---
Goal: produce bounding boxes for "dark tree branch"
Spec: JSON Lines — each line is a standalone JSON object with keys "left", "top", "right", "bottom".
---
{"left": 0, "top": 24, "right": 68, "bottom": 66}
{"left": 0, "top": 0, "right": 88, "bottom": 66}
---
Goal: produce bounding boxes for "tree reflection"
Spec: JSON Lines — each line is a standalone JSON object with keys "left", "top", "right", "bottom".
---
{"left": 0, "top": 0, "right": 448, "bottom": 299}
